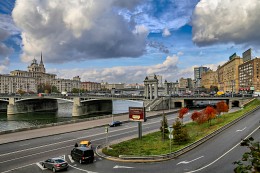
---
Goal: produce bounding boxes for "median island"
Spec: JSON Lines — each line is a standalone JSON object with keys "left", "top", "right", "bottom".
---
{"left": 102, "top": 99, "right": 260, "bottom": 157}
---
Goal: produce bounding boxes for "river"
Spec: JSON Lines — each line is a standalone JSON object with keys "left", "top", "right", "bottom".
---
{"left": 0, "top": 100, "right": 143, "bottom": 132}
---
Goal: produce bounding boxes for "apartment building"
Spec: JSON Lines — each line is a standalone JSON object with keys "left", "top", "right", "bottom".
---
{"left": 217, "top": 53, "right": 243, "bottom": 93}
{"left": 201, "top": 70, "right": 218, "bottom": 89}
{"left": 0, "top": 54, "right": 81, "bottom": 94}
{"left": 81, "top": 81, "right": 101, "bottom": 91}
{"left": 238, "top": 58, "right": 260, "bottom": 92}
{"left": 0, "top": 74, "right": 37, "bottom": 93}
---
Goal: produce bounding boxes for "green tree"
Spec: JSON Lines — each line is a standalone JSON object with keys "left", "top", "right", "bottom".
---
{"left": 233, "top": 137, "right": 260, "bottom": 173}
{"left": 160, "top": 113, "right": 169, "bottom": 141}
{"left": 172, "top": 119, "right": 189, "bottom": 144}
{"left": 51, "top": 85, "right": 59, "bottom": 93}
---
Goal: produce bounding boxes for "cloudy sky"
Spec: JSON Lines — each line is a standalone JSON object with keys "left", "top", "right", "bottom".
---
{"left": 0, "top": 0, "right": 259, "bottom": 84}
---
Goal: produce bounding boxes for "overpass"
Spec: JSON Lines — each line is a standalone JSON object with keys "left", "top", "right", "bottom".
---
{"left": 0, "top": 95, "right": 252, "bottom": 116}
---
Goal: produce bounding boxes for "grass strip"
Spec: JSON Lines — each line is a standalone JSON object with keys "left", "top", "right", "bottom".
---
{"left": 103, "top": 99, "right": 260, "bottom": 157}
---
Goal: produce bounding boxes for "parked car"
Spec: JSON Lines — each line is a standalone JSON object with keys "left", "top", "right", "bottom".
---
{"left": 109, "top": 121, "right": 122, "bottom": 127}
{"left": 41, "top": 158, "right": 68, "bottom": 172}
{"left": 71, "top": 147, "right": 94, "bottom": 164}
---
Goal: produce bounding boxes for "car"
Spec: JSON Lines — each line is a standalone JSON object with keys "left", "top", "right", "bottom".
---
{"left": 71, "top": 147, "right": 94, "bottom": 164}
{"left": 41, "top": 158, "right": 68, "bottom": 172}
{"left": 109, "top": 121, "right": 122, "bottom": 127}
{"left": 79, "top": 140, "right": 92, "bottom": 148}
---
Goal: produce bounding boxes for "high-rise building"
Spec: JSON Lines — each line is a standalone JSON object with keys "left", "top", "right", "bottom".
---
{"left": 194, "top": 66, "right": 210, "bottom": 87}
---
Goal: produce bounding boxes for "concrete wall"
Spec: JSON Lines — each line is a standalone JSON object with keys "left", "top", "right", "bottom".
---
{"left": 72, "top": 98, "right": 112, "bottom": 116}
{"left": 7, "top": 98, "right": 58, "bottom": 115}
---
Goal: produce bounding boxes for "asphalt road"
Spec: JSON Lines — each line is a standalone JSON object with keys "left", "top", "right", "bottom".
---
{"left": 0, "top": 107, "right": 259, "bottom": 173}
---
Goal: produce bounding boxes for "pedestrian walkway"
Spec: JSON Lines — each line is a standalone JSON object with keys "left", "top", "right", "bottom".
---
{"left": 0, "top": 109, "right": 178, "bottom": 145}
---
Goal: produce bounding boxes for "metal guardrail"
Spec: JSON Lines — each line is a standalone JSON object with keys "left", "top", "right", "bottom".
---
{"left": 118, "top": 104, "right": 260, "bottom": 161}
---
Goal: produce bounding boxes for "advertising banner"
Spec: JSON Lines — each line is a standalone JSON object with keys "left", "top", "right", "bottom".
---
{"left": 129, "top": 107, "right": 146, "bottom": 122}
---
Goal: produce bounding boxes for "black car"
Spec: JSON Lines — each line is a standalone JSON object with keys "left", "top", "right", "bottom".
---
{"left": 109, "top": 121, "right": 122, "bottom": 127}
{"left": 41, "top": 158, "right": 68, "bottom": 172}
{"left": 71, "top": 147, "right": 94, "bottom": 164}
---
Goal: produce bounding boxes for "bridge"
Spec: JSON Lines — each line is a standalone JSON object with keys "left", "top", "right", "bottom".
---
{"left": 0, "top": 94, "right": 252, "bottom": 116}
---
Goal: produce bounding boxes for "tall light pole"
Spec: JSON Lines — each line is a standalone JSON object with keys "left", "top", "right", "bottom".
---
{"left": 111, "top": 88, "right": 115, "bottom": 123}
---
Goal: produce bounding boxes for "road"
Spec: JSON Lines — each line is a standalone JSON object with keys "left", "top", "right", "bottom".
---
{"left": 0, "top": 107, "right": 259, "bottom": 173}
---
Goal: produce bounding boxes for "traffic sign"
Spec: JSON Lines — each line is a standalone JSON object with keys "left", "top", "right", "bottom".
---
{"left": 168, "top": 127, "right": 173, "bottom": 133}
{"left": 169, "top": 134, "right": 173, "bottom": 139}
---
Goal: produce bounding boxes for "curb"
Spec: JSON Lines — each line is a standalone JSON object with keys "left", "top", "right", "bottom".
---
{"left": 96, "top": 102, "right": 260, "bottom": 163}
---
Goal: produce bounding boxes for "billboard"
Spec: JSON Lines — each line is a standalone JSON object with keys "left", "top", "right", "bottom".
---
{"left": 129, "top": 107, "right": 146, "bottom": 122}
{"left": 242, "top": 48, "right": 252, "bottom": 62}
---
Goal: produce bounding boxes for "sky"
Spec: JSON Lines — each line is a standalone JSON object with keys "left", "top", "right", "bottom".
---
{"left": 0, "top": 0, "right": 260, "bottom": 84}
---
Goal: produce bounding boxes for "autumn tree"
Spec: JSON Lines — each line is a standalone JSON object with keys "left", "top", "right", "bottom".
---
{"left": 216, "top": 101, "right": 229, "bottom": 116}
{"left": 178, "top": 107, "right": 189, "bottom": 124}
{"left": 172, "top": 119, "right": 189, "bottom": 144}
{"left": 191, "top": 111, "right": 207, "bottom": 124}
{"left": 204, "top": 106, "right": 217, "bottom": 125}
{"left": 160, "top": 113, "right": 169, "bottom": 141}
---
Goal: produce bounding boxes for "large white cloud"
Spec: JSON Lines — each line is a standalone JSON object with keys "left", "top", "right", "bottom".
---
{"left": 192, "top": 0, "right": 260, "bottom": 46}
{"left": 48, "top": 54, "right": 191, "bottom": 83}
{"left": 12, "top": 0, "right": 148, "bottom": 63}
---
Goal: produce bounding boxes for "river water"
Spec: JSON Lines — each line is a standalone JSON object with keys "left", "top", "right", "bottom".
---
{"left": 0, "top": 100, "right": 143, "bottom": 132}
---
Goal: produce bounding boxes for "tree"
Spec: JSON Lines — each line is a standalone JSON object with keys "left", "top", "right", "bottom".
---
{"left": 160, "top": 113, "right": 169, "bottom": 141}
{"left": 204, "top": 106, "right": 217, "bottom": 125}
{"left": 216, "top": 101, "right": 229, "bottom": 116}
{"left": 233, "top": 137, "right": 260, "bottom": 173}
{"left": 178, "top": 107, "right": 189, "bottom": 124}
{"left": 191, "top": 111, "right": 207, "bottom": 124}
{"left": 172, "top": 119, "right": 189, "bottom": 144}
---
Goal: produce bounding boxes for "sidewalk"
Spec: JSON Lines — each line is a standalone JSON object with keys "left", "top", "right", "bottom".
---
{"left": 0, "top": 109, "right": 178, "bottom": 145}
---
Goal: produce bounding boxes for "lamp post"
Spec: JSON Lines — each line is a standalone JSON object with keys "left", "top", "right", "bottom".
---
{"left": 111, "top": 88, "right": 115, "bottom": 123}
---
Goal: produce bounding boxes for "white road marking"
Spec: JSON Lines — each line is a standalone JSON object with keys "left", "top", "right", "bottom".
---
{"left": 68, "top": 154, "right": 74, "bottom": 163}
{"left": 19, "top": 143, "right": 30, "bottom": 147}
{"left": 36, "top": 162, "right": 46, "bottom": 170}
{"left": 114, "top": 165, "right": 134, "bottom": 169}
{"left": 185, "top": 125, "right": 260, "bottom": 173}
{"left": 54, "top": 137, "right": 62, "bottom": 140}
{"left": 236, "top": 127, "right": 246, "bottom": 132}
{"left": 0, "top": 115, "right": 178, "bottom": 157}
{"left": 177, "top": 156, "right": 204, "bottom": 165}
{"left": 0, "top": 146, "right": 70, "bottom": 164}
{"left": 69, "top": 164, "right": 99, "bottom": 173}
{"left": 1, "top": 163, "right": 35, "bottom": 173}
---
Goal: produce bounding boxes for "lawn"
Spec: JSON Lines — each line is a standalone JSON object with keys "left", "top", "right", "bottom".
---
{"left": 102, "top": 99, "right": 260, "bottom": 157}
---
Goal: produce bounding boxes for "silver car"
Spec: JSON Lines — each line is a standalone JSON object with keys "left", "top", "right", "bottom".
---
{"left": 42, "top": 158, "right": 68, "bottom": 172}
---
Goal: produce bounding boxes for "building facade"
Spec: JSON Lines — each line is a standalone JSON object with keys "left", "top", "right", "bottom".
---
{"left": 81, "top": 81, "right": 101, "bottom": 91}
{"left": 217, "top": 55, "right": 243, "bottom": 93}
{"left": 0, "top": 54, "right": 81, "bottom": 94}
{"left": 238, "top": 58, "right": 260, "bottom": 93}
{"left": 194, "top": 66, "right": 210, "bottom": 87}
{"left": 201, "top": 70, "right": 218, "bottom": 89}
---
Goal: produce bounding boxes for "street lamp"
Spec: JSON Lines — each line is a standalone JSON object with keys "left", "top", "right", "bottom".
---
{"left": 111, "top": 88, "right": 115, "bottom": 123}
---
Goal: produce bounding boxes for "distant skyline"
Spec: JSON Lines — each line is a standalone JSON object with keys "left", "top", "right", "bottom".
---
{"left": 1, "top": 0, "right": 260, "bottom": 83}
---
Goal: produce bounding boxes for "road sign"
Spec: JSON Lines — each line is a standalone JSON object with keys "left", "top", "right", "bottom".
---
{"left": 169, "top": 134, "right": 173, "bottom": 139}
{"left": 168, "top": 127, "right": 173, "bottom": 133}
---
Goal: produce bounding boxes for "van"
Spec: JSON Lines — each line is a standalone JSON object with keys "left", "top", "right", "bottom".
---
{"left": 71, "top": 147, "right": 94, "bottom": 164}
